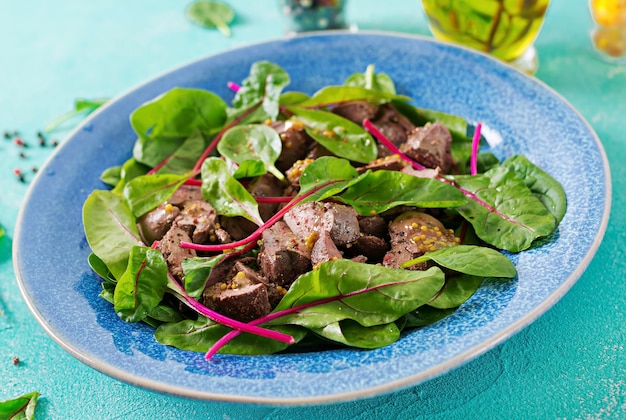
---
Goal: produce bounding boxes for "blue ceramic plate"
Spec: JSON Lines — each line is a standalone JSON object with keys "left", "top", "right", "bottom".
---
{"left": 14, "top": 33, "right": 610, "bottom": 404}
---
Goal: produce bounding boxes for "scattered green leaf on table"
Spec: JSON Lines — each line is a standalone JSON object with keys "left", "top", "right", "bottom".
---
{"left": 186, "top": 1, "right": 235, "bottom": 37}
{"left": 0, "top": 391, "right": 40, "bottom": 420}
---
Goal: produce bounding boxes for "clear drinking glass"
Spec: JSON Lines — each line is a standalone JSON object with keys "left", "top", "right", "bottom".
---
{"left": 420, "top": 0, "right": 551, "bottom": 74}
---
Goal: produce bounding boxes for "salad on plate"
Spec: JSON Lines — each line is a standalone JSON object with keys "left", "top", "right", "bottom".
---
{"left": 83, "top": 61, "right": 566, "bottom": 361}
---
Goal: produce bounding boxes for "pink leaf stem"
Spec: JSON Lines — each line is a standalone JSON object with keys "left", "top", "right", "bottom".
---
{"left": 470, "top": 123, "right": 482, "bottom": 176}
{"left": 205, "top": 277, "right": 416, "bottom": 359}
{"left": 227, "top": 81, "right": 241, "bottom": 93}
{"left": 166, "top": 273, "right": 294, "bottom": 344}
{"left": 362, "top": 119, "right": 425, "bottom": 170}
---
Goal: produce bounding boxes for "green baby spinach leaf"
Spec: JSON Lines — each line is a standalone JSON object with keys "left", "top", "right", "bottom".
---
{"left": 427, "top": 273, "right": 484, "bottom": 309}
{"left": 218, "top": 124, "right": 284, "bottom": 180}
{"left": 131, "top": 87, "right": 227, "bottom": 167}
{"left": 83, "top": 190, "right": 143, "bottom": 279}
{"left": 403, "top": 245, "right": 517, "bottom": 278}
{"left": 232, "top": 61, "right": 290, "bottom": 121}
{"left": 270, "top": 260, "right": 445, "bottom": 329}
{"left": 404, "top": 306, "right": 456, "bottom": 327}
{"left": 155, "top": 317, "right": 306, "bottom": 354}
{"left": 289, "top": 108, "right": 378, "bottom": 163}
{"left": 450, "top": 166, "right": 557, "bottom": 252}
{"left": 298, "top": 156, "right": 361, "bottom": 201}
{"left": 182, "top": 255, "right": 226, "bottom": 299}
{"left": 111, "top": 157, "right": 151, "bottom": 194}
{"left": 502, "top": 154, "right": 567, "bottom": 224}
{"left": 337, "top": 170, "right": 466, "bottom": 215}
{"left": 186, "top": 1, "right": 235, "bottom": 37}
{"left": 200, "top": 157, "right": 263, "bottom": 225}
{"left": 123, "top": 172, "right": 189, "bottom": 217}
{"left": 295, "top": 85, "right": 410, "bottom": 108}
{"left": 312, "top": 319, "right": 401, "bottom": 349}
{"left": 154, "top": 129, "right": 207, "bottom": 175}
{"left": 114, "top": 246, "right": 169, "bottom": 323}
{"left": 344, "top": 64, "right": 396, "bottom": 94}
{"left": 0, "top": 391, "right": 39, "bottom": 420}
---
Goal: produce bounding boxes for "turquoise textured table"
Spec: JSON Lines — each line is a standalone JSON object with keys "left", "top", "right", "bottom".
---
{"left": 0, "top": 0, "right": 624, "bottom": 418}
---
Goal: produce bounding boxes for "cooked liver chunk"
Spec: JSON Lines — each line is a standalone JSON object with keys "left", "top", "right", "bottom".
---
{"left": 311, "top": 230, "right": 343, "bottom": 266}
{"left": 174, "top": 200, "right": 217, "bottom": 243}
{"left": 137, "top": 203, "right": 180, "bottom": 245}
{"left": 283, "top": 202, "right": 360, "bottom": 246}
{"left": 400, "top": 122, "right": 453, "bottom": 174}
{"left": 383, "top": 211, "right": 458, "bottom": 270}
{"left": 258, "top": 221, "right": 311, "bottom": 286}
{"left": 158, "top": 226, "right": 196, "bottom": 281}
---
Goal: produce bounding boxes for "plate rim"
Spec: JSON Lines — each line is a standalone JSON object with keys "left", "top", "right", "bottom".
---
{"left": 13, "top": 31, "right": 612, "bottom": 405}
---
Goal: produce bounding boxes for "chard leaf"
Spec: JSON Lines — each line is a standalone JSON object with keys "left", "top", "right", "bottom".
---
{"left": 148, "top": 304, "right": 184, "bottom": 324}
{"left": 295, "top": 85, "right": 410, "bottom": 108}
{"left": 232, "top": 159, "right": 266, "bottom": 179}
{"left": 200, "top": 157, "right": 263, "bottom": 225}
{"left": 502, "top": 154, "right": 567, "bottom": 223}
{"left": 270, "top": 260, "right": 445, "bottom": 328}
{"left": 100, "top": 165, "right": 122, "bottom": 187}
{"left": 131, "top": 87, "right": 227, "bottom": 166}
{"left": 344, "top": 64, "right": 396, "bottom": 94}
{"left": 100, "top": 279, "right": 116, "bottom": 304}
{"left": 232, "top": 61, "right": 290, "bottom": 121}
{"left": 182, "top": 255, "right": 226, "bottom": 299}
{"left": 186, "top": 1, "right": 235, "bottom": 37}
{"left": 155, "top": 317, "right": 306, "bottom": 354}
{"left": 280, "top": 91, "right": 310, "bottom": 106}
{"left": 114, "top": 246, "right": 168, "bottom": 323}
{"left": 218, "top": 124, "right": 284, "bottom": 180}
{"left": 427, "top": 274, "right": 484, "bottom": 309}
{"left": 298, "top": 156, "right": 361, "bottom": 201}
{"left": 0, "top": 391, "right": 39, "bottom": 420}
{"left": 155, "top": 129, "right": 207, "bottom": 175}
{"left": 337, "top": 170, "right": 466, "bottom": 215}
{"left": 83, "top": 190, "right": 142, "bottom": 279}
{"left": 403, "top": 245, "right": 517, "bottom": 278}
{"left": 112, "top": 157, "right": 151, "bottom": 194}
{"left": 289, "top": 108, "right": 378, "bottom": 163}
{"left": 123, "top": 172, "right": 189, "bottom": 217}
{"left": 450, "top": 166, "right": 557, "bottom": 252}
{"left": 88, "top": 252, "right": 115, "bottom": 282}
{"left": 312, "top": 319, "right": 401, "bottom": 349}
{"left": 404, "top": 306, "right": 456, "bottom": 327}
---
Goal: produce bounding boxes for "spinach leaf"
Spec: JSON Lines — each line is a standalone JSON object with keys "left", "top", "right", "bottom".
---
{"left": 200, "top": 157, "right": 263, "bottom": 225}
{"left": 502, "top": 154, "right": 567, "bottom": 224}
{"left": 155, "top": 317, "right": 306, "bottom": 354}
{"left": 427, "top": 274, "right": 484, "bottom": 309}
{"left": 114, "top": 246, "right": 169, "bottom": 323}
{"left": 231, "top": 159, "right": 266, "bottom": 179}
{"left": 88, "top": 252, "right": 115, "bottom": 282}
{"left": 270, "top": 260, "right": 445, "bottom": 329}
{"left": 232, "top": 61, "right": 290, "bottom": 121}
{"left": 100, "top": 165, "right": 122, "bottom": 187}
{"left": 83, "top": 190, "right": 142, "bottom": 279}
{"left": 337, "top": 169, "right": 466, "bottom": 215}
{"left": 289, "top": 108, "right": 378, "bottom": 163}
{"left": 186, "top": 1, "right": 235, "bottom": 37}
{"left": 403, "top": 245, "right": 517, "bottom": 278}
{"left": 404, "top": 306, "right": 456, "bottom": 327}
{"left": 298, "top": 156, "right": 361, "bottom": 201}
{"left": 450, "top": 166, "right": 557, "bottom": 252}
{"left": 154, "top": 129, "right": 207, "bottom": 175}
{"left": 0, "top": 391, "right": 39, "bottom": 420}
{"left": 111, "top": 157, "right": 151, "bottom": 194}
{"left": 311, "top": 319, "right": 401, "bottom": 349}
{"left": 279, "top": 91, "right": 310, "bottom": 106}
{"left": 218, "top": 124, "right": 284, "bottom": 180}
{"left": 295, "top": 85, "right": 410, "bottom": 108}
{"left": 123, "top": 173, "right": 189, "bottom": 217}
{"left": 344, "top": 64, "right": 396, "bottom": 94}
{"left": 131, "top": 88, "right": 227, "bottom": 167}
{"left": 182, "top": 255, "right": 226, "bottom": 299}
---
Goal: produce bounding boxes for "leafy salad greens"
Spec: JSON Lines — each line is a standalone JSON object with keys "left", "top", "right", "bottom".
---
{"left": 83, "top": 61, "right": 566, "bottom": 360}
